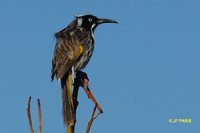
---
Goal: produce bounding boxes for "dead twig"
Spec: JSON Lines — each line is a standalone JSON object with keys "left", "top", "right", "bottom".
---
{"left": 27, "top": 97, "right": 43, "bottom": 133}
{"left": 27, "top": 96, "right": 34, "bottom": 133}
{"left": 86, "top": 105, "right": 97, "bottom": 133}
{"left": 83, "top": 79, "right": 103, "bottom": 113}
{"left": 38, "top": 99, "right": 42, "bottom": 133}
{"left": 82, "top": 76, "right": 103, "bottom": 133}
{"left": 86, "top": 103, "right": 102, "bottom": 133}
{"left": 26, "top": 71, "right": 102, "bottom": 133}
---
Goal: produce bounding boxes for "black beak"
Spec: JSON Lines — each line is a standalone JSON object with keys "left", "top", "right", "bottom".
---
{"left": 97, "top": 18, "right": 118, "bottom": 24}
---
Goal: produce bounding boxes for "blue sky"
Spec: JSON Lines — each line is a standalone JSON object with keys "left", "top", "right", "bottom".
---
{"left": 0, "top": 0, "right": 200, "bottom": 132}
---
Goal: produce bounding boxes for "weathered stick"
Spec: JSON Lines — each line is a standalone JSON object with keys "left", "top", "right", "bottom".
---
{"left": 86, "top": 104, "right": 97, "bottom": 133}
{"left": 27, "top": 96, "right": 34, "bottom": 133}
{"left": 83, "top": 87, "right": 103, "bottom": 113}
{"left": 26, "top": 71, "right": 102, "bottom": 133}
{"left": 38, "top": 99, "right": 42, "bottom": 133}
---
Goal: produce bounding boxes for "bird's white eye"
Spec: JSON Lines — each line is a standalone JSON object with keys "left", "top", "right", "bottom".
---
{"left": 88, "top": 18, "right": 92, "bottom": 22}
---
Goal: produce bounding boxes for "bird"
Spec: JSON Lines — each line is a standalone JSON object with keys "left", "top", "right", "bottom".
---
{"left": 51, "top": 14, "right": 117, "bottom": 127}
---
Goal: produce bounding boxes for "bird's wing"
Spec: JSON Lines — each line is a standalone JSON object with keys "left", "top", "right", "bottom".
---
{"left": 51, "top": 29, "right": 84, "bottom": 81}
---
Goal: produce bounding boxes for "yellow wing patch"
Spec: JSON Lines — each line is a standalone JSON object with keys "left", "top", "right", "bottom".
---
{"left": 73, "top": 45, "right": 84, "bottom": 61}
{"left": 78, "top": 45, "right": 84, "bottom": 57}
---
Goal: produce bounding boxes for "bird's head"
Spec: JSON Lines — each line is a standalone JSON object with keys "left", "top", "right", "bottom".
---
{"left": 75, "top": 14, "right": 117, "bottom": 32}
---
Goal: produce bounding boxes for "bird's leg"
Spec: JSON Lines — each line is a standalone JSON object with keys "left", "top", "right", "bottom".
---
{"left": 76, "top": 71, "right": 90, "bottom": 97}
{"left": 76, "top": 71, "right": 89, "bottom": 86}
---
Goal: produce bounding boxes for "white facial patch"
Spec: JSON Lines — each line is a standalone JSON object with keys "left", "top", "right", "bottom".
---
{"left": 91, "top": 23, "right": 96, "bottom": 31}
{"left": 77, "top": 18, "right": 83, "bottom": 26}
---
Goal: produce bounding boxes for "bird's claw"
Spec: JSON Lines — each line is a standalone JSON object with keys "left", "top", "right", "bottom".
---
{"left": 76, "top": 71, "right": 89, "bottom": 87}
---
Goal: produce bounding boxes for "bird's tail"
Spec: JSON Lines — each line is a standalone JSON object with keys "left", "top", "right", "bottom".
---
{"left": 61, "top": 70, "right": 75, "bottom": 127}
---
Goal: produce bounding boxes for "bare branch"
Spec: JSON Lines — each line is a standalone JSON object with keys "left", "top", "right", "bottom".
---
{"left": 86, "top": 103, "right": 102, "bottom": 133}
{"left": 25, "top": 71, "right": 103, "bottom": 133}
{"left": 38, "top": 99, "right": 42, "bottom": 133}
{"left": 83, "top": 79, "right": 103, "bottom": 113}
{"left": 27, "top": 96, "right": 34, "bottom": 133}
{"left": 86, "top": 104, "right": 97, "bottom": 133}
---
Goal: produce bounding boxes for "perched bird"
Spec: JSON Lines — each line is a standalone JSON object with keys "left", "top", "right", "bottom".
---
{"left": 51, "top": 14, "right": 117, "bottom": 127}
